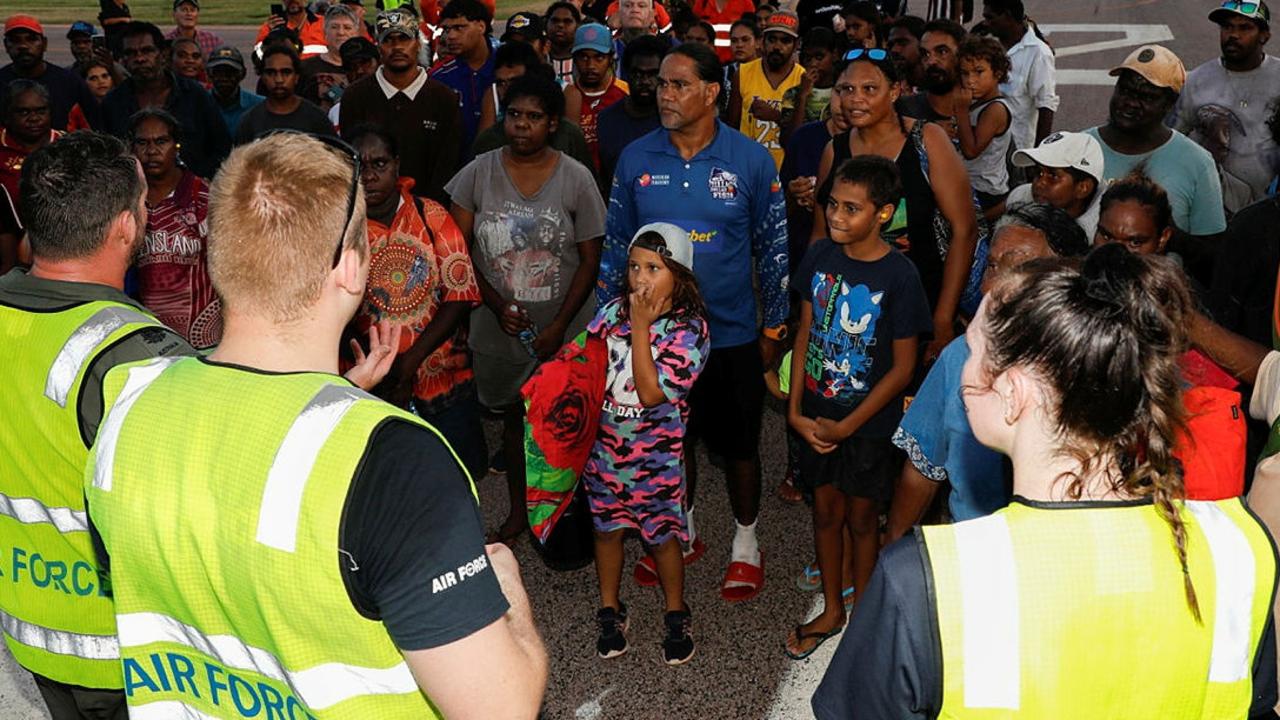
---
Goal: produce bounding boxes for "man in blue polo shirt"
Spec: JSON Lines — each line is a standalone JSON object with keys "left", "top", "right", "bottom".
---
{"left": 429, "top": 0, "right": 494, "bottom": 159}
{"left": 600, "top": 42, "right": 788, "bottom": 603}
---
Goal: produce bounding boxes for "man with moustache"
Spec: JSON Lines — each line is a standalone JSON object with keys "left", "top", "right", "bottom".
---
{"left": 101, "top": 21, "right": 230, "bottom": 179}
{"left": 887, "top": 15, "right": 926, "bottom": 92}
{"left": 896, "top": 18, "right": 965, "bottom": 138}
{"left": 341, "top": 9, "right": 462, "bottom": 204}
{"left": 727, "top": 10, "right": 805, "bottom": 169}
{"left": 1171, "top": 0, "right": 1280, "bottom": 212}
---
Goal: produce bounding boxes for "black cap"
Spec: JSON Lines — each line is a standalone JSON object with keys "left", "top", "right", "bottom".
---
{"left": 501, "top": 11, "right": 545, "bottom": 41}
{"left": 340, "top": 36, "right": 378, "bottom": 64}
{"left": 173, "top": 0, "right": 199, "bottom": 9}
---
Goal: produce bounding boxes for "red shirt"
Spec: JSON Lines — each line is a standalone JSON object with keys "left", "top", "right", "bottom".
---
{"left": 576, "top": 78, "right": 629, "bottom": 172}
{"left": 356, "top": 177, "right": 482, "bottom": 406}
{"left": 0, "top": 129, "right": 62, "bottom": 214}
{"left": 136, "top": 170, "right": 222, "bottom": 349}
{"left": 691, "top": 0, "right": 756, "bottom": 63}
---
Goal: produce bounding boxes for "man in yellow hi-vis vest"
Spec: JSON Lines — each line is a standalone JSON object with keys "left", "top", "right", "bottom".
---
{"left": 0, "top": 132, "right": 193, "bottom": 718}
{"left": 84, "top": 132, "right": 548, "bottom": 719}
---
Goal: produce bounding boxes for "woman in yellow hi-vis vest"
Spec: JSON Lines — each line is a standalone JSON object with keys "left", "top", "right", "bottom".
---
{"left": 813, "top": 243, "right": 1279, "bottom": 719}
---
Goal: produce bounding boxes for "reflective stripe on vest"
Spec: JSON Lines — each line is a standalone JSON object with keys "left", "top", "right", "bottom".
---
{"left": 0, "top": 607, "right": 118, "bottom": 660}
{"left": 0, "top": 491, "right": 88, "bottom": 533}
{"left": 1187, "top": 501, "right": 1256, "bottom": 682}
{"left": 117, "top": 612, "right": 418, "bottom": 710}
{"left": 953, "top": 513, "right": 1020, "bottom": 710}
{"left": 44, "top": 306, "right": 155, "bottom": 408}
{"left": 129, "top": 701, "right": 221, "bottom": 720}
{"left": 92, "top": 357, "right": 182, "bottom": 493}
{"left": 257, "top": 384, "right": 373, "bottom": 553}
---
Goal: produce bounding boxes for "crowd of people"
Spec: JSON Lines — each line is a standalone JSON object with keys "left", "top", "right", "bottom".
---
{"left": 4, "top": 0, "right": 1280, "bottom": 716}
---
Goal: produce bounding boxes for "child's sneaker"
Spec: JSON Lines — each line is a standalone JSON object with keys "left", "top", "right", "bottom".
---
{"left": 662, "top": 609, "right": 694, "bottom": 666}
{"left": 596, "top": 605, "right": 629, "bottom": 659}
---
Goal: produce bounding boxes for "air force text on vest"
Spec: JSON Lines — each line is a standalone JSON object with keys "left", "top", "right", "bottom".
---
{"left": 125, "top": 652, "right": 317, "bottom": 720}
{"left": 2, "top": 545, "right": 104, "bottom": 597}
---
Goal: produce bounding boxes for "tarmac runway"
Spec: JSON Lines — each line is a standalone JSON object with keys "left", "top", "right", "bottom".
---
{"left": 1, "top": 0, "right": 1238, "bottom": 716}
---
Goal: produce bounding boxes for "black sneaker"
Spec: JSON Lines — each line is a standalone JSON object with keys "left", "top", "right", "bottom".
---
{"left": 596, "top": 605, "right": 629, "bottom": 659}
{"left": 662, "top": 609, "right": 694, "bottom": 665}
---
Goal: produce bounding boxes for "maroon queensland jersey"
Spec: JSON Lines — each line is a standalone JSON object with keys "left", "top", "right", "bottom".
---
{"left": 136, "top": 170, "right": 222, "bottom": 349}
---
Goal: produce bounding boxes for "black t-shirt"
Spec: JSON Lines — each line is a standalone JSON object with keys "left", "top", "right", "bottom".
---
{"left": 895, "top": 93, "right": 951, "bottom": 125}
{"left": 0, "top": 186, "right": 19, "bottom": 236}
{"left": 795, "top": 0, "right": 842, "bottom": 36}
{"left": 1210, "top": 197, "right": 1280, "bottom": 347}
{"left": 298, "top": 55, "right": 345, "bottom": 105}
{"left": 342, "top": 419, "right": 509, "bottom": 649}
{"left": 795, "top": 240, "right": 932, "bottom": 433}
{"left": 812, "top": 506, "right": 1280, "bottom": 720}
{"left": 233, "top": 98, "right": 337, "bottom": 145}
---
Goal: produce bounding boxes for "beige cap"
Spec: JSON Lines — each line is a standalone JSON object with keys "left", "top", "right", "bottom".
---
{"left": 1109, "top": 44, "right": 1186, "bottom": 93}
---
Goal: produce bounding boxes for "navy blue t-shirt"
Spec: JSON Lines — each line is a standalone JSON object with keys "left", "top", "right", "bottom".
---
{"left": 779, "top": 120, "right": 832, "bottom": 269}
{"left": 795, "top": 239, "right": 932, "bottom": 435}
{"left": 596, "top": 101, "right": 660, "bottom": 198}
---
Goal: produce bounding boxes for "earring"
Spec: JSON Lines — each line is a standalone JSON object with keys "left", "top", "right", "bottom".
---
{"left": 175, "top": 143, "right": 182, "bottom": 150}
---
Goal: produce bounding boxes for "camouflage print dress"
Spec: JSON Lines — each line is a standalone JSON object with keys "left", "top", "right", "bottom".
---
{"left": 581, "top": 298, "right": 709, "bottom": 545}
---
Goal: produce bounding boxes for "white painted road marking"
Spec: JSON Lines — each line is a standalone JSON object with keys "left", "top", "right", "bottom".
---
{"left": 1041, "top": 24, "right": 1176, "bottom": 85}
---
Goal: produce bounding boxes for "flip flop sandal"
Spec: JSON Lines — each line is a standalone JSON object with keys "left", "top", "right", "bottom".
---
{"left": 784, "top": 623, "right": 844, "bottom": 661}
{"left": 842, "top": 586, "right": 855, "bottom": 615}
{"left": 776, "top": 477, "right": 803, "bottom": 505}
{"left": 794, "top": 563, "right": 822, "bottom": 592}
{"left": 633, "top": 538, "right": 706, "bottom": 587}
{"left": 720, "top": 553, "right": 765, "bottom": 603}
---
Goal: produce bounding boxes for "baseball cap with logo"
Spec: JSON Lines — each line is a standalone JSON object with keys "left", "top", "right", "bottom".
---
{"left": 1108, "top": 44, "right": 1186, "bottom": 94}
{"left": 1210, "top": 0, "right": 1271, "bottom": 27}
{"left": 340, "top": 36, "right": 379, "bottom": 64}
{"left": 376, "top": 9, "right": 418, "bottom": 43}
{"left": 573, "top": 23, "right": 613, "bottom": 54}
{"left": 763, "top": 10, "right": 800, "bottom": 38}
{"left": 4, "top": 15, "right": 44, "bottom": 37}
{"left": 631, "top": 222, "right": 695, "bottom": 272}
{"left": 67, "top": 21, "right": 96, "bottom": 38}
{"left": 502, "top": 11, "right": 545, "bottom": 42}
{"left": 207, "top": 45, "right": 247, "bottom": 72}
{"left": 1011, "top": 131, "right": 1106, "bottom": 185}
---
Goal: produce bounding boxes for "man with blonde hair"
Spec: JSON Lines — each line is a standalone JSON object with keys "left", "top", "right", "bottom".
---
{"left": 84, "top": 133, "right": 548, "bottom": 719}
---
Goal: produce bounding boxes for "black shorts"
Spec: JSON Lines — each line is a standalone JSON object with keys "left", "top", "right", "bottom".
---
{"left": 796, "top": 434, "right": 902, "bottom": 503}
{"left": 686, "top": 341, "right": 765, "bottom": 461}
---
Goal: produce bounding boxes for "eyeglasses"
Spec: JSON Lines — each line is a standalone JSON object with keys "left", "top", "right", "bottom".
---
{"left": 264, "top": 130, "right": 361, "bottom": 268}
{"left": 843, "top": 48, "right": 889, "bottom": 61}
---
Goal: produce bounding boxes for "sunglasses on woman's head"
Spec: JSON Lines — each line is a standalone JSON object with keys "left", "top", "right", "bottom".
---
{"left": 843, "top": 48, "right": 889, "bottom": 62}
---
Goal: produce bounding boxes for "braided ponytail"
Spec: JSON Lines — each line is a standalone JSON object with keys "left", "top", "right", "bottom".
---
{"left": 981, "top": 244, "right": 1200, "bottom": 619}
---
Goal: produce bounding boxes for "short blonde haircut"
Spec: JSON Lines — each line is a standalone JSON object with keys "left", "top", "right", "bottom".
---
{"left": 207, "top": 133, "right": 367, "bottom": 322}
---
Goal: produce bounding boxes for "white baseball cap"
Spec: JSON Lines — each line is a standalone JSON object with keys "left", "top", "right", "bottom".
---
{"left": 1011, "top": 131, "right": 1106, "bottom": 184}
{"left": 630, "top": 222, "right": 695, "bottom": 272}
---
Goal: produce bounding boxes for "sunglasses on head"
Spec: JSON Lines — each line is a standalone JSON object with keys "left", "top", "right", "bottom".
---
{"left": 264, "top": 130, "right": 362, "bottom": 269}
{"left": 843, "top": 47, "right": 889, "bottom": 62}
{"left": 1220, "top": 0, "right": 1262, "bottom": 12}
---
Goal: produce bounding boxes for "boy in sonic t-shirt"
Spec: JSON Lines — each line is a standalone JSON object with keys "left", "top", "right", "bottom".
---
{"left": 784, "top": 154, "right": 932, "bottom": 660}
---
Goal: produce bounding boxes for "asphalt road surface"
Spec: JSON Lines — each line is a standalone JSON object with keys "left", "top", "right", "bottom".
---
{"left": 2, "top": 1, "right": 1235, "bottom": 717}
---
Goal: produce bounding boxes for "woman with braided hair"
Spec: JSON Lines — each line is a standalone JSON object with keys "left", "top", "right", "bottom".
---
{"left": 814, "top": 243, "right": 1279, "bottom": 720}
